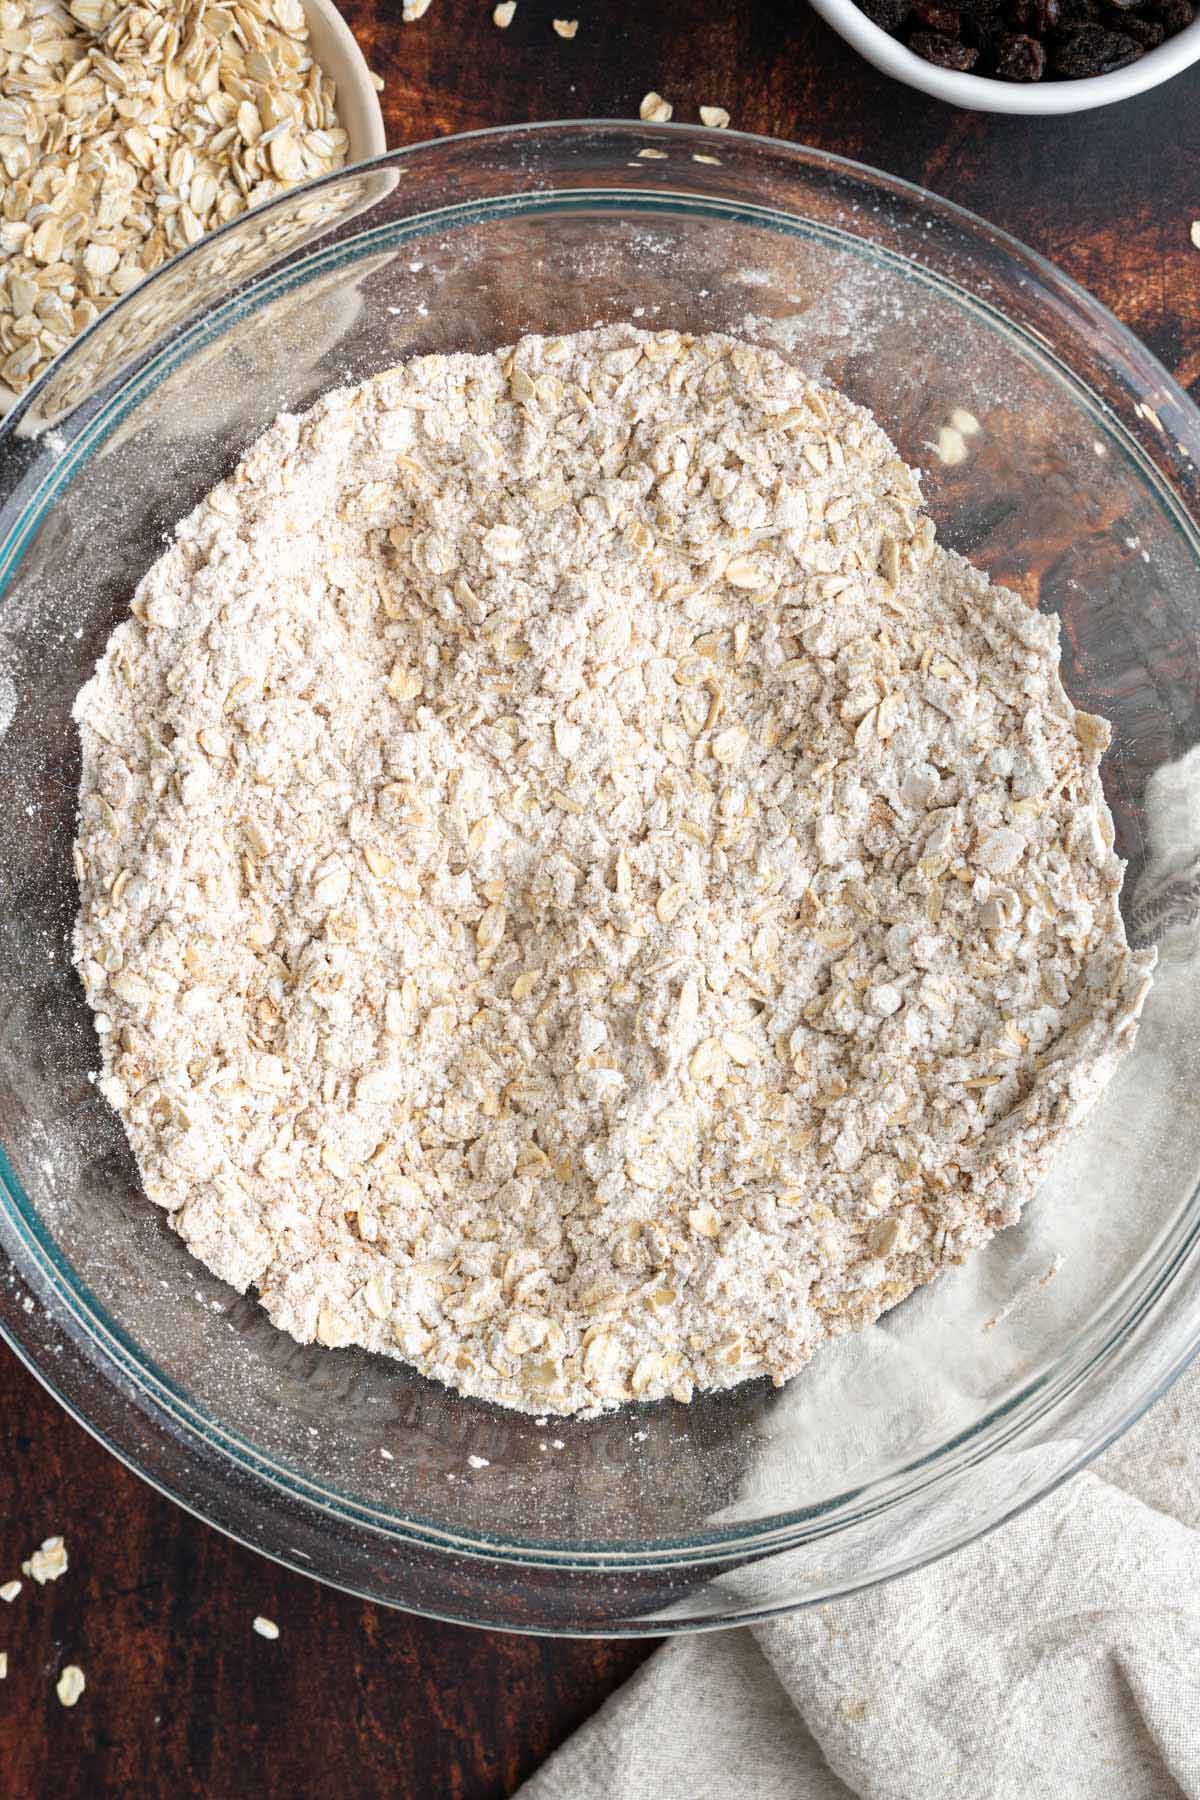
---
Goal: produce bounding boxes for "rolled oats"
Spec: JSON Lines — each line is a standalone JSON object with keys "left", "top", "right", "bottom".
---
{"left": 0, "top": 0, "right": 349, "bottom": 400}
{"left": 638, "top": 90, "right": 673, "bottom": 122}
{"left": 56, "top": 1664, "right": 85, "bottom": 1706}
{"left": 74, "top": 326, "right": 1153, "bottom": 1417}
{"left": 23, "top": 1537, "right": 67, "bottom": 1583}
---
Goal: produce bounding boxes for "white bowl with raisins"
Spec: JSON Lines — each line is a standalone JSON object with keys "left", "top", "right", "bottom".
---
{"left": 808, "top": 0, "right": 1200, "bottom": 110}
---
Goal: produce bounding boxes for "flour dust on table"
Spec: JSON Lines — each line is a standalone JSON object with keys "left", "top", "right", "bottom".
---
{"left": 72, "top": 326, "right": 1153, "bottom": 1415}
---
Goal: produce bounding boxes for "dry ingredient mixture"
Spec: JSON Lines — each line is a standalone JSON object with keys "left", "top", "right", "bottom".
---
{"left": 73, "top": 325, "right": 1154, "bottom": 1415}
{"left": 0, "top": 0, "right": 349, "bottom": 397}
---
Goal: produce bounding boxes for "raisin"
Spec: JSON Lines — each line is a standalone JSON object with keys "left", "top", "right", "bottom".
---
{"left": 1152, "top": 0, "right": 1193, "bottom": 30}
{"left": 859, "top": 0, "right": 913, "bottom": 27}
{"left": 995, "top": 28, "right": 1049, "bottom": 69}
{"left": 960, "top": 0, "right": 1006, "bottom": 44}
{"left": 959, "top": 0, "right": 1005, "bottom": 32}
{"left": 1048, "top": 20, "right": 1140, "bottom": 67}
{"left": 1006, "top": 0, "right": 1061, "bottom": 28}
{"left": 908, "top": 25, "right": 982, "bottom": 59}
{"left": 960, "top": 7, "right": 1001, "bottom": 50}
{"left": 1119, "top": 12, "right": 1165, "bottom": 40}
{"left": 1056, "top": 0, "right": 1104, "bottom": 24}
{"left": 911, "top": 0, "right": 964, "bottom": 26}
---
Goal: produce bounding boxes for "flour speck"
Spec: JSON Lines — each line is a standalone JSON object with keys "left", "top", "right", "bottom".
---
{"left": 0, "top": 670, "right": 16, "bottom": 741}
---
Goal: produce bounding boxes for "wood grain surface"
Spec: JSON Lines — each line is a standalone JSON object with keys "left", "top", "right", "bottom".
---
{"left": 3, "top": 3, "right": 1199, "bottom": 1796}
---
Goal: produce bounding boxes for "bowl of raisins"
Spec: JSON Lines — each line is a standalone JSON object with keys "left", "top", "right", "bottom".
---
{"left": 808, "top": 0, "right": 1200, "bottom": 109}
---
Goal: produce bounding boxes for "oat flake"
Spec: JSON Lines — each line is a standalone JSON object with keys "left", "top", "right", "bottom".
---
{"left": 638, "top": 91, "right": 673, "bottom": 122}
{"left": 73, "top": 327, "right": 1153, "bottom": 1416}
{"left": 23, "top": 1538, "right": 67, "bottom": 1584}
{"left": 56, "top": 1665, "right": 85, "bottom": 1707}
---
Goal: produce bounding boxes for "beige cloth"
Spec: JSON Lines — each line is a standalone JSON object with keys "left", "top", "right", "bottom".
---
{"left": 519, "top": 1363, "right": 1200, "bottom": 1800}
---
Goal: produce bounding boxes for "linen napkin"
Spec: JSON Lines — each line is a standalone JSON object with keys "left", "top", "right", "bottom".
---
{"left": 519, "top": 1366, "right": 1200, "bottom": 1800}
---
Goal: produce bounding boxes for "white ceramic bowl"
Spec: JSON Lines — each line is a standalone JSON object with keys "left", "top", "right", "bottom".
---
{"left": 302, "top": 0, "right": 386, "bottom": 159}
{"left": 808, "top": 0, "right": 1200, "bottom": 112}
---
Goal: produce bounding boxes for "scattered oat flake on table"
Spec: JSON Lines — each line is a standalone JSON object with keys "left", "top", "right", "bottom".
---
{"left": 370, "top": 69, "right": 386, "bottom": 90}
{"left": 467, "top": 1454, "right": 490, "bottom": 1469}
{"left": 23, "top": 1537, "right": 67, "bottom": 1584}
{"left": 56, "top": 1665, "right": 85, "bottom": 1707}
{"left": 639, "top": 91, "right": 674, "bottom": 121}
{"left": 699, "top": 105, "right": 730, "bottom": 128}
{"left": 0, "top": 1653, "right": 7, "bottom": 1679}
{"left": 0, "top": 1581, "right": 20, "bottom": 1603}
{"left": 493, "top": 0, "right": 516, "bottom": 21}
{"left": 253, "top": 1616, "right": 280, "bottom": 1640}
{"left": 552, "top": 17, "right": 578, "bottom": 36}
{"left": 402, "top": 0, "right": 432, "bottom": 15}
{"left": 1191, "top": 221, "right": 1200, "bottom": 250}
{"left": 930, "top": 424, "right": 968, "bottom": 466}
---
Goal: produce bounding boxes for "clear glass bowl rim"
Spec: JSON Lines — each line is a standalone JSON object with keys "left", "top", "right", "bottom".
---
{"left": 2, "top": 121, "right": 1200, "bottom": 1629}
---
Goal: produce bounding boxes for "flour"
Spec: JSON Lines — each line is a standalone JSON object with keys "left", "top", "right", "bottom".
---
{"left": 72, "top": 325, "right": 1154, "bottom": 1415}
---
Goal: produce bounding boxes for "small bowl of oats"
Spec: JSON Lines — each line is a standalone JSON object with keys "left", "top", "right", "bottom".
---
{"left": 1, "top": 124, "right": 1199, "bottom": 1635}
{"left": 0, "top": 0, "right": 384, "bottom": 410}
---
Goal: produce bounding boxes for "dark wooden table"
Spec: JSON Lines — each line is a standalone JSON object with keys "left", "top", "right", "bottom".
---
{"left": 4, "top": 5, "right": 1199, "bottom": 1795}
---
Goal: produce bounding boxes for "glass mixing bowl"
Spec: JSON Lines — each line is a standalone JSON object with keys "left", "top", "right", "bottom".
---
{"left": 3, "top": 123, "right": 1200, "bottom": 1636}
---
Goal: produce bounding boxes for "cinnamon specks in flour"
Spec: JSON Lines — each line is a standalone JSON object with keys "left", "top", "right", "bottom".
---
{"left": 72, "top": 326, "right": 1154, "bottom": 1415}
